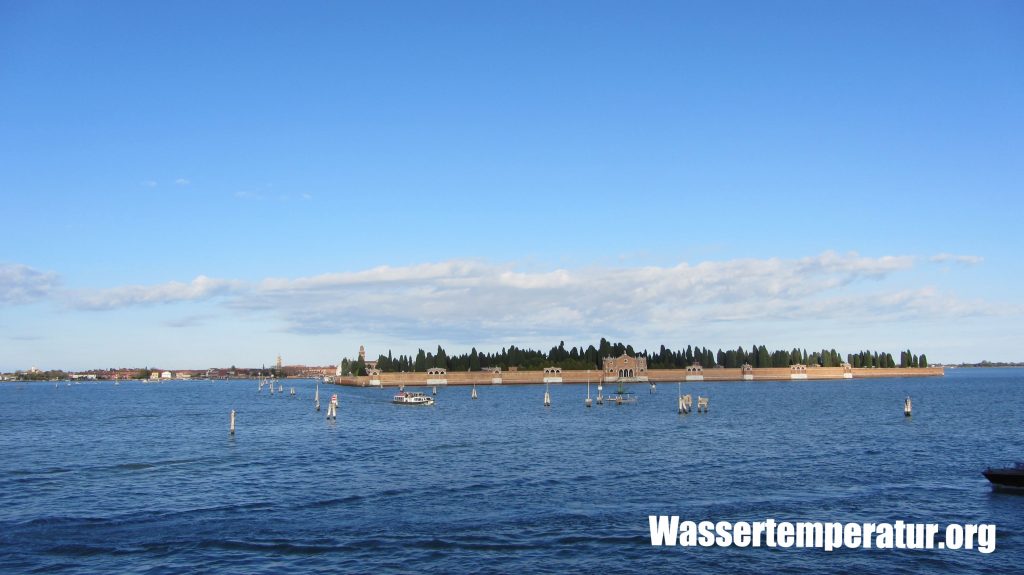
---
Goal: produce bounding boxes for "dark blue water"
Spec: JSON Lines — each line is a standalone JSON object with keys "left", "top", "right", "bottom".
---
{"left": 1, "top": 369, "right": 1021, "bottom": 573}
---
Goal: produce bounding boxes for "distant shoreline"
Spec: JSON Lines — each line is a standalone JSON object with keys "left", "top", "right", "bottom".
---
{"left": 328, "top": 366, "right": 944, "bottom": 387}
{"left": 947, "top": 363, "right": 1024, "bottom": 368}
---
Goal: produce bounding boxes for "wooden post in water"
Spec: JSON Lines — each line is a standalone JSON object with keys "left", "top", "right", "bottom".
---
{"left": 471, "top": 384, "right": 478, "bottom": 400}
{"left": 432, "top": 386, "right": 437, "bottom": 396}
{"left": 229, "top": 410, "right": 236, "bottom": 435}
{"left": 596, "top": 383, "right": 603, "bottom": 405}
{"left": 585, "top": 381, "right": 592, "bottom": 408}
{"left": 697, "top": 396, "right": 709, "bottom": 414}
{"left": 544, "top": 382, "right": 551, "bottom": 407}
{"left": 904, "top": 396, "right": 912, "bottom": 417}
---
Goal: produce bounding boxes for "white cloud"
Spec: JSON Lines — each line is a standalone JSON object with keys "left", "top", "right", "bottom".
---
{"left": 41, "top": 252, "right": 1016, "bottom": 346}
{"left": 0, "top": 264, "right": 59, "bottom": 304}
{"left": 175, "top": 178, "right": 191, "bottom": 186}
{"left": 142, "top": 180, "right": 158, "bottom": 188}
{"left": 69, "top": 276, "right": 240, "bottom": 310}
{"left": 930, "top": 253, "right": 984, "bottom": 266}
{"left": 163, "top": 314, "right": 212, "bottom": 328}
{"left": 240, "top": 252, "right": 1005, "bottom": 342}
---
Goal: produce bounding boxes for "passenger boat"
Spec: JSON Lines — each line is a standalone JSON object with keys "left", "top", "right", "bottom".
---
{"left": 392, "top": 391, "right": 434, "bottom": 406}
{"left": 983, "top": 462, "right": 1024, "bottom": 491}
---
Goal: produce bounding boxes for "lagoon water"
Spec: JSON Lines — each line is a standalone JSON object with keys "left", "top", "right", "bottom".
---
{"left": 1, "top": 369, "right": 1021, "bottom": 574}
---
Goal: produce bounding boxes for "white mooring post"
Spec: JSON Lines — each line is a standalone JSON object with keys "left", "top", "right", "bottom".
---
{"left": 585, "top": 381, "right": 592, "bottom": 408}
{"left": 229, "top": 410, "right": 236, "bottom": 435}
{"left": 471, "top": 384, "right": 478, "bottom": 400}
{"left": 327, "top": 394, "right": 339, "bottom": 420}
{"left": 544, "top": 382, "right": 551, "bottom": 407}
{"left": 904, "top": 396, "right": 912, "bottom": 417}
{"left": 596, "top": 383, "right": 603, "bottom": 405}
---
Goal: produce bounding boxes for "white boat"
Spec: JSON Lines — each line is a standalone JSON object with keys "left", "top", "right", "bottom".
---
{"left": 608, "top": 382, "right": 638, "bottom": 405}
{"left": 392, "top": 391, "right": 434, "bottom": 406}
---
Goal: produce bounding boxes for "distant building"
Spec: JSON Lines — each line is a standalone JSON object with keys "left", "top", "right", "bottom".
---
{"left": 358, "top": 345, "right": 378, "bottom": 370}
{"left": 282, "top": 364, "right": 332, "bottom": 377}
{"left": 602, "top": 353, "right": 648, "bottom": 379}
{"left": 276, "top": 355, "right": 283, "bottom": 369}
{"left": 160, "top": 371, "right": 172, "bottom": 379}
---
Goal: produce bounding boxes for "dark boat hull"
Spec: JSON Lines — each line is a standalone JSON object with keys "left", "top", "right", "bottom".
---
{"left": 983, "top": 469, "right": 1024, "bottom": 490}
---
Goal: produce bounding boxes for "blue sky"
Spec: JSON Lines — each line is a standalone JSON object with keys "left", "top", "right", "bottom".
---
{"left": 1, "top": 1, "right": 1021, "bottom": 370}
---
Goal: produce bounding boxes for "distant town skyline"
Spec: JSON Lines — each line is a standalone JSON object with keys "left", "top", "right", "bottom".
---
{"left": 1, "top": 1, "right": 1022, "bottom": 370}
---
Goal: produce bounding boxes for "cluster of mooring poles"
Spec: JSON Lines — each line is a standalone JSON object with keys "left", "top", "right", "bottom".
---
{"left": 234, "top": 381, "right": 922, "bottom": 435}
{"left": 234, "top": 378, "right": 342, "bottom": 436}
{"left": 676, "top": 382, "right": 702, "bottom": 414}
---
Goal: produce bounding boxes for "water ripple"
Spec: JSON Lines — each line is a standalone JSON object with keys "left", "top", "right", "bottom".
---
{"left": 0, "top": 372, "right": 1021, "bottom": 574}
